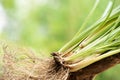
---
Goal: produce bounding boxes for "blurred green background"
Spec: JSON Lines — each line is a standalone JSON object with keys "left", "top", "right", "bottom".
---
{"left": 0, "top": 0, "right": 120, "bottom": 79}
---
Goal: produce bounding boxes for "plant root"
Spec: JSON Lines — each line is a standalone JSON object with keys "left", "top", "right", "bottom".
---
{"left": 0, "top": 43, "right": 120, "bottom": 80}
{"left": 0, "top": 45, "right": 69, "bottom": 80}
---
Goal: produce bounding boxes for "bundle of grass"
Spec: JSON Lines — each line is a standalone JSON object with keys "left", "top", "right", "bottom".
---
{"left": 0, "top": 0, "right": 120, "bottom": 80}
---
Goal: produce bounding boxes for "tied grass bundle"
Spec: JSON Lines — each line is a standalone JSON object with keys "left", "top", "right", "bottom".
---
{"left": 0, "top": 0, "right": 120, "bottom": 80}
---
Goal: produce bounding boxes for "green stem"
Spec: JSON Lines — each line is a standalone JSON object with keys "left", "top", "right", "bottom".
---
{"left": 64, "top": 26, "right": 120, "bottom": 62}
{"left": 68, "top": 49, "right": 120, "bottom": 72}
{"left": 59, "top": 1, "right": 119, "bottom": 54}
{"left": 74, "top": 0, "right": 100, "bottom": 37}
{"left": 64, "top": 35, "right": 108, "bottom": 62}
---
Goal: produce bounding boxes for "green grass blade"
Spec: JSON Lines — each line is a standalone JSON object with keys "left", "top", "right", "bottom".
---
{"left": 58, "top": 1, "right": 118, "bottom": 54}
{"left": 74, "top": 0, "right": 100, "bottom": 37}
{"left": 64, "top": 24, "right": 120, "bottom": 61}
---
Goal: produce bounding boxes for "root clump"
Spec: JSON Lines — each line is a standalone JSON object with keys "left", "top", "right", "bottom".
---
{"left": 0, "top": 44, "right": 69, "bottom": 80}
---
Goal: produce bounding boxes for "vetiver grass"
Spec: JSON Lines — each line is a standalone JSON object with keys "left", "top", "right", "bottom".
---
{"left": 0, "top": 0, "right": 120, "bottom": 80}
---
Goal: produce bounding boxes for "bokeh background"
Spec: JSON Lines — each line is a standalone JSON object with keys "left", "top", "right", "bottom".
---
{"left": 0, "top": 0, "right": 120, "bottom": 79}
